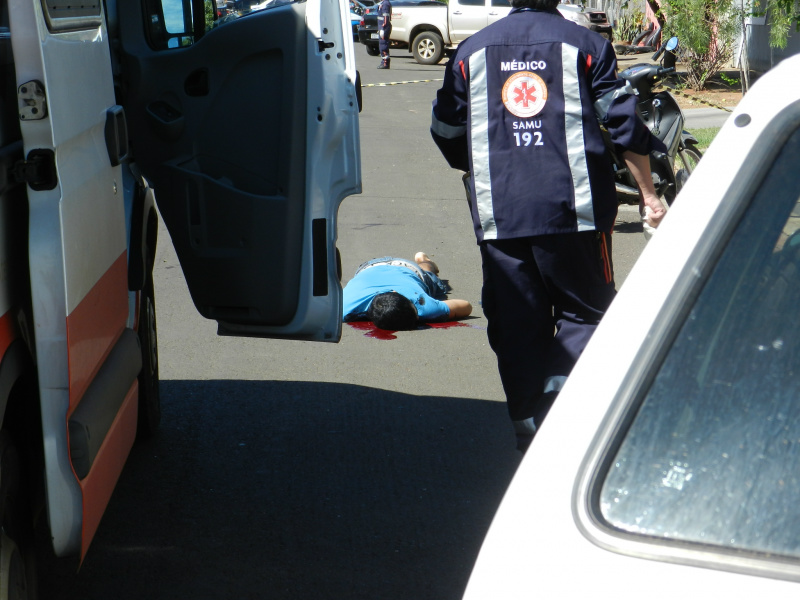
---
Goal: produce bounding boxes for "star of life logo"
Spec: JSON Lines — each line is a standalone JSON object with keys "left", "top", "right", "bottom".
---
{"left": 502, "top": 71, "right": 548, "bottom": 118}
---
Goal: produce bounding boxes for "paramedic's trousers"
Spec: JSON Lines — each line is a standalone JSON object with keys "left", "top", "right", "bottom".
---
{"left": 480, "top": 231, "right": 616, "bottom": 423}
{"left": 379, "top": 25, "right": 391, "bottom": 54}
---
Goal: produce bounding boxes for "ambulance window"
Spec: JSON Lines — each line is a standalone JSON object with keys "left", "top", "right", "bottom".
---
{"left": 41, "top": 0, "right": 102, "bottom": 32}
{"left": 145, "top": 0, "right": 202, "bottom": 49}
{"left": 147, "top": 0, "right": 297, "bottom": 50}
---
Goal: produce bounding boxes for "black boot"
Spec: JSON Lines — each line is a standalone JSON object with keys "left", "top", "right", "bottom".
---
{"left": 378, "top": 57, "right": 390, "bottom": 69}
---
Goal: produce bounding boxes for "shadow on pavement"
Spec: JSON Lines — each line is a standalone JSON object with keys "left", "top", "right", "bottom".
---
{"left": 50, "top": 380, "right": 521, "bottom": 600}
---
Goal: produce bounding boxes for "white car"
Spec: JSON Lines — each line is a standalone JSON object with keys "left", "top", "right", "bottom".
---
{"left": 463, "top": 53, "right": 800, "bottom": 598}
{"left": 556, "top": 2, "right": 612, "bottom": 39}
{"left": 359, "top": 0, "right": 611, "bottom": 64}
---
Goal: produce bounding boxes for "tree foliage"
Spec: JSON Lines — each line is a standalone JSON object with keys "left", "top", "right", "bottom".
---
{"left": 661, "top": 0, "right": 740, "bottom": 89}
{"left": 754, "top": 0, "right": 800, "bottom": 48}
{"left": 205, "top": 0, "right": 216, "bottom": 31}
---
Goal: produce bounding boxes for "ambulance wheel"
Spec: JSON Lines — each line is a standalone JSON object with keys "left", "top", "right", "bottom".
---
{"left": 412, "top": 32, "right": 443, "bottom": 65}
{"left": 365, "top": 44, "right": 380, "bottom": 56}
{"left": 137, "top": 277, "right": 160, "bottom": 439}
{"left": 0, "top": 432, "right": 38, "bottom": 600}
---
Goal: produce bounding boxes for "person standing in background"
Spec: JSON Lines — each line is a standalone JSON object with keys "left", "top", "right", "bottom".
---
{"left": 377, "top": 0, "right": 392, "bottom": 69}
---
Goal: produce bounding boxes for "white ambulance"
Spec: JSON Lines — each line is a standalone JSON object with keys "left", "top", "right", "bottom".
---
{"left": 0, "top": 0, "right": 360, "bottom": 595}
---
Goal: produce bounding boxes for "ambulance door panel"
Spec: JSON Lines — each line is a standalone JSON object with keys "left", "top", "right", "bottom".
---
{"left": 116, "top": 0, "right": 361, "bottom": 341}
{"left": 449, "top": 0, "right": 489, "bottom": 43}
{"left": 10, "top": 2, "right": 134, "bottom": 557}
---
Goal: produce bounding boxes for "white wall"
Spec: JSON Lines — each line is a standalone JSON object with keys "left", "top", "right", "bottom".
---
{"left": 740, "top": 18, "right": 800, "bottom": 72}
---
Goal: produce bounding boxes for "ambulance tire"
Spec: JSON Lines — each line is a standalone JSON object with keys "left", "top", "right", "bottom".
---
{"left": 412, "top": 32, "right": 444, "bottom": 65}
{"left": 0, "top": 432, "right": 38, "bottom": 599}
{"left": 136, "top": 277, "right": 161, "bottom": 439}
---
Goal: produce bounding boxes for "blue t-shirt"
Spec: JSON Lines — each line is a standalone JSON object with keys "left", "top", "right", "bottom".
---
{"left": 343, "top": 265, "right": 450, "bottom": 322}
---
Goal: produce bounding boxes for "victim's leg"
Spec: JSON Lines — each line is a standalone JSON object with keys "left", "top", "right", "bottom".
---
{"left": 414, "top": 251, "right": 439, "bottom": 273}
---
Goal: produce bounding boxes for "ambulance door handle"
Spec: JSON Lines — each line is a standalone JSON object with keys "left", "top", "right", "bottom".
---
{"left": 145, "top": 100, "right": 185, "bottom": 142}
{"left": 105, "top": 106, "right": 129, "bottom": 167}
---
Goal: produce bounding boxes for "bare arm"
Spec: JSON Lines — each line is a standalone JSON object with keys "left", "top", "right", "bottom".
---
{"left": 445, "top": 299, "right": 472, "bottom": 319}
{"left": 623, "top": 150, "right": 667, "bottom": 227}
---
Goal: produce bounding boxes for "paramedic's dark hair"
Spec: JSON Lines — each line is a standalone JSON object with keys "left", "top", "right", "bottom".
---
{"left": 368, "top": 292, "right": 418, "bottom": 331}
{"left": 510, "top": 0, "right": 559, "bottom": 10}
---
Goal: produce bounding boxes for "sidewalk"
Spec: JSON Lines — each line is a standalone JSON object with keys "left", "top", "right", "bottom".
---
{"left": 684, "top": 106, "right": 735, "bottom": 129}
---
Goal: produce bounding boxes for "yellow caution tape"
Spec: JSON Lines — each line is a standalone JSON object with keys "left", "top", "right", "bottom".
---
{"left": 363, "top": 78, "right": 734, "bottom": 115}
{"left": 362, "top": 78, "right": 444, "bottom": 87}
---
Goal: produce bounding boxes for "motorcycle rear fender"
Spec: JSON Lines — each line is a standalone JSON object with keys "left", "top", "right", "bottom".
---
{"left": 681, "top": 130, "right": 699, "bottom": 148}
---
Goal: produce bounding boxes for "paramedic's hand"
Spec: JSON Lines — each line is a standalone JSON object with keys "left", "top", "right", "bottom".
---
{"left": 379, "top": 29, "right": 384, "bottom": 39}
{"left": 641, "top": 192, "right": 667, "bottom": 229}
{"left": 622, "top": 150, "right": 665, "bottom": 229}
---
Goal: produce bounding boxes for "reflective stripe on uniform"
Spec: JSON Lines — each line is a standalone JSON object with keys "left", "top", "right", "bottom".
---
{"left": 468, "top": 48, "right": 498, "bottom": 240}
{"left": 562, "top": 43, "right": 595, "bottom": 231}
{"left": 430, "top": 109, "right": 466, "bottom": 138}
{"left": 593, "top": 80, "right": 636, "bottom": 121}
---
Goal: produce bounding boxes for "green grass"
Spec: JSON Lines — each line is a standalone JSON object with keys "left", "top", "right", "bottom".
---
{"left": 688, "top": 127, "right": 721, "bottom": 151}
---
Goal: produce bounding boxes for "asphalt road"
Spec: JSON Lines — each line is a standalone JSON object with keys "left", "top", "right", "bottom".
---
{"left": 51, "top": 41, "right": 650, "bottom": 600}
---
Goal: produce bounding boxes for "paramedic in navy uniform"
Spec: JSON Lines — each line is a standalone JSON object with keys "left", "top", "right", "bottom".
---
{"left": 377, "top": 0, "right": 392, "bottom": 69}
{"left": 430, "top": 0, "right": 667, "bottom": 449}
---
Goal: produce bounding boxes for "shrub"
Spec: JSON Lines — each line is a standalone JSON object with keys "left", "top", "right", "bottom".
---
{"left": 614, "top": 9, "right": 647, "bottom": 42}
{"left": 661, "top": 0, "right": 740, "bottom": 89}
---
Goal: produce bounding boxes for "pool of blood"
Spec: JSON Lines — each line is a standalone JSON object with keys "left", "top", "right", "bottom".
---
{"left": 346, "top": 320, "right": 468, "bottom": 340}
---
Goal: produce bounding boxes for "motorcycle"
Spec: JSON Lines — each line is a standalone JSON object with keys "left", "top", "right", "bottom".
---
{"left": 607, "top": 37, "right": 702, "bottom": 206}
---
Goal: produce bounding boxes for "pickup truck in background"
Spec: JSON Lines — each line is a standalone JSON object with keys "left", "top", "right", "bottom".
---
{"left": 358, "top": 0, "right": 613, "bottom": 64}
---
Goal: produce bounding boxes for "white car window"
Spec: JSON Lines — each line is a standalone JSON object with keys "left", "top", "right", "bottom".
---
{"left": 598, "top": 124, "right": 800, "bottom": 559}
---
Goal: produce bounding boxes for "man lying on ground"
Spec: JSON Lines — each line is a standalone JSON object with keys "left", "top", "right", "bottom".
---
{"left": 343, "top": 252, "right": 473, "bottom": 330}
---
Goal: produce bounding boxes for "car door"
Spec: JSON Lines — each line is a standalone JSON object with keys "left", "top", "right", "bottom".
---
{"left": 115, "top": 0, "right": 361, "bottom": 342}
{"left": 448, "top": 0, "right": 490, "bottom": 43}
{"left": 488, "top": 0, "right": 511, "bottom": 26}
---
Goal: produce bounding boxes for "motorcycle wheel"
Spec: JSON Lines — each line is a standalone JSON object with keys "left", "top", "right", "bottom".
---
{"left": 674, "top": 142, "right": 703, "bottom": 197}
